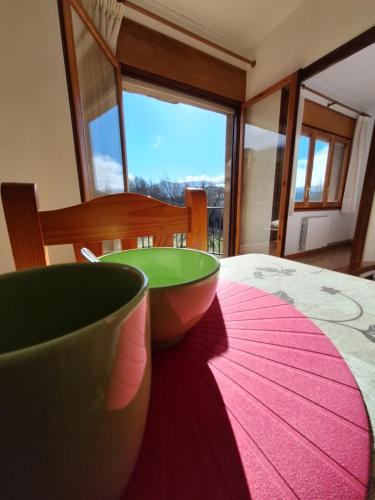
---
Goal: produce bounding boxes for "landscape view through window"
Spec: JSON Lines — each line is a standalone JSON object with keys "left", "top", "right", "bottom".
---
{"left": 89, "top": 91, "right": 230, "bottom": 253}
{"left": 122, "top": 91, "right": 228, "bottom": 208}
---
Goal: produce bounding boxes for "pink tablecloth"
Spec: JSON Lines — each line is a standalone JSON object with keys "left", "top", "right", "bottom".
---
{"left": 123, "top": 280, "right": 370, "bottom": 499}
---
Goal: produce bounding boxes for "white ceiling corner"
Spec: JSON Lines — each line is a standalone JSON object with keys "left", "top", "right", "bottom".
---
{"left": 124, "top": 0, "right": 306, "bottom": 66}
{"left": 306, "top": 43, "right": 375, "bottom": 115}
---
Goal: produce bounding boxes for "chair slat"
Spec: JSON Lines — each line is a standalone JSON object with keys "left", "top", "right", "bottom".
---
{"left": 1, "top": 183, "right": 48, "bottom": 269}
{"left": 153, "top": 234, "right": 174, "bottom": 247}
{"left": 185, "top": 189, "right": 208, "bottom": 251}
{"left": 121, "top": 238, "right": 138, "bottom": 250}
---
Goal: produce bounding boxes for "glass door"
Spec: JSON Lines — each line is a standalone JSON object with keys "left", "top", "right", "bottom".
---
{"left": 236, "top": 73, "right": 299, "bottom": 256}
{"left": 122, "top": 77, "right": 235, "bottom": 257}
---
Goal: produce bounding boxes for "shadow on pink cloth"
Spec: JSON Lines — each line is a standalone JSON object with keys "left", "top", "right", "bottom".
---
{"left": 123, "top": 280, "right": 370, "bottom": 500}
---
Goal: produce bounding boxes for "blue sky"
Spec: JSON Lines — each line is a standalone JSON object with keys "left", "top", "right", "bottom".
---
{"left": 123, "top": 91, "right": 227, "bottom": 183}
{"left": 89, "top": 92, "right": 227, "bottom": 192}
{"left": 295, "top": 135, "right": 309, "bottom": 195}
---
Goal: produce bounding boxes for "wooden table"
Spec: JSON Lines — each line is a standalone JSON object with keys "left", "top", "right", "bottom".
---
{"left": 124, "top": 254, "right": 375, "bottom": 499}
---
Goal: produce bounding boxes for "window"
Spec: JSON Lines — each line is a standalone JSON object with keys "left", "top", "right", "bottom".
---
{"left": 59, "top": 0, "right": 127, "bottom": 200}
{"left": 122, "top": 78, "right": 235, "bottom": 255}
{"left": 295, "top": 125, "right": 351, "bottom": 209}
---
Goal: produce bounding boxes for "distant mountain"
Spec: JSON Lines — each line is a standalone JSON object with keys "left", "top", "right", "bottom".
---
{"left": 295, "top": 186, "right": 304, "bottom": 202}
{"left": 158, "top": 179, "right": 225, "bottom": 188}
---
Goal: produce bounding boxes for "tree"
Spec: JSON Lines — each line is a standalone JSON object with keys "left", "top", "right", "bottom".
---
{"left": 128, "top": 175, "right": 224, "bottom": 207}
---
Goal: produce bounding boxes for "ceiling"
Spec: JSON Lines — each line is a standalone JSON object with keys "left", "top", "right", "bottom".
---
{"left": 124, "top": 0, "right": 306, "bottom": 59}
{"left": 307, "top": 42, "right": 375, "bottom": 114}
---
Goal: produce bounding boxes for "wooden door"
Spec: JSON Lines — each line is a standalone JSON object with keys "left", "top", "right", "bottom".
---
{"left": 235, "top": 72, "right": 300, "bottom": 256}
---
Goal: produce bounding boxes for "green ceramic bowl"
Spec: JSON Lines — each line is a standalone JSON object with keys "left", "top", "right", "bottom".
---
{"left": 100, "top": 248, "right": 220, "bottom": 349}
{"left": 0, "top": 263, "right": 150, "bottom": 500}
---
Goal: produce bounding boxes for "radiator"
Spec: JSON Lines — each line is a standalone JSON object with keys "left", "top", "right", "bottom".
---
{"left": 299, "top": 216, "right": 330, "bottom": 251}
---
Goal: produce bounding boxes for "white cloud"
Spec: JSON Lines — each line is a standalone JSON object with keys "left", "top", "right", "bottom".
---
{"left": 93, "top": 154, "right": 125, "bottom": 193}
{"left": 152, "top": 136, "right": 163, "bottom": 149}
{"left": 295, "top": 145, "right": 329, "bottom": 192}
{"left": 177, "top": 174, "right": 225, "bottom": 187}
{"left": 310, "top": 145, "right": 329, "bottom": 184}
{"left": 295, "top": 158, "right": 307, "bottom": 188}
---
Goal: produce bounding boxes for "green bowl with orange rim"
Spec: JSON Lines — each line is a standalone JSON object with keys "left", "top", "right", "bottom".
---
{"left": 100, "top": 247, "right": 220, "bottom": 349}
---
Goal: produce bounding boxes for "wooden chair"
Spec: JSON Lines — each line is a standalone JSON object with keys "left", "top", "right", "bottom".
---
{"left": 1, "top": 183, "right": 208, "bottom": 270}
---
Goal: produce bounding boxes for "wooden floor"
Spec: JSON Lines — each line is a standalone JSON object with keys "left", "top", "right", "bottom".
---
{"left": 287, "top": 244, "right": 352, "bottom": 272}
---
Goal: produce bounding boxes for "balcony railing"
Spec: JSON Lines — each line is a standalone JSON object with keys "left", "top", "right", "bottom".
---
{"left": 207, "top": 207, "right": 224, "bottom": 255}
{"left": 138, "top": 206, "right": 224, "bottom": 255}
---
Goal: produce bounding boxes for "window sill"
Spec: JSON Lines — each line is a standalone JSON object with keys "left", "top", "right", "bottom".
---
{"left": 294, "top": 205, "right": 342, "bottom": 211}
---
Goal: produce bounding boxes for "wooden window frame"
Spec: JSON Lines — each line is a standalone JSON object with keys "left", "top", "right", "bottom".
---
{"left": 294, "top": 125, "right": 351, "bottom": 211}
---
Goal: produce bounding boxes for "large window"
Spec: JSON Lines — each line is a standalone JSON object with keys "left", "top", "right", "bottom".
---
{"left": 295, "top": 125, "right": 351, "bottom": 209}
{"left": 122, "top": 78, "right": 235, "bottom": 255}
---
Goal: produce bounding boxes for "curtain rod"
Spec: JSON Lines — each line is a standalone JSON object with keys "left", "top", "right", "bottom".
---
{"left": 121, "top": 0, "right": 256, "bottom": 67}
{"left": 302, "top": 84, "right": 371, "bottom": 117}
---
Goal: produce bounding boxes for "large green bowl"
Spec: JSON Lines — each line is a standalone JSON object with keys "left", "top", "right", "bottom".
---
{"left": 0, "top": 263, "right": 150, "bottom": 500}
{"left": 100, "top": 248, "right": 220, "bottom": 349}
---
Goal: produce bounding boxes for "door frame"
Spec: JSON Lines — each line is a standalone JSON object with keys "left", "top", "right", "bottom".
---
{"left": 300, "top": 26, "right": 375, "bottom": 268}
{"left": 235, "top": 71, "right": 300, "bottom": 256}
{"left": 236, "top": 26, "right": 375, "bottom": 262}
{"left": 300, "top": 26, "right": 375, "bottom": 81}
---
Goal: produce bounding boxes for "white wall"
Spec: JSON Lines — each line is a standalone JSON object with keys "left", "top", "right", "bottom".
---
{"left": 246, "top": 0, "right": 375, "bottom": 98}
{"left": 285, "top": 210, "right": 356, "bottom": 255}
{"left": 0, "top": 0, "right": 80, "bottom": 274}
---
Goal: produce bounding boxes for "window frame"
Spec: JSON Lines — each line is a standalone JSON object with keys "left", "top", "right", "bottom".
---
{"left": 294, "top": 124, "right": 351, "bottom": 210}
{"left": 122, "top": 76, "right": 236, "bottom": 257}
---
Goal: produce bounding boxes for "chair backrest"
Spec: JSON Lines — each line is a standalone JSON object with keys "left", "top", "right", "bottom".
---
{"left": 1, "top": 183, "right": 208, "bottom": 270}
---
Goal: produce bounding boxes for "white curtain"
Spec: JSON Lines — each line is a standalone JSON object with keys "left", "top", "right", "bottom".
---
{"left": 341, "top": 116, "right": 371, "bottom": 214}
{"left": 72, "top": 7, "right": 118, "bottom": 121}
{"left": 81, "top": 0, "right": 125, "bottom": 53}
{"left": 288, "top": 88, "right": 307, "bottom": 215}
{"left": 73, "top": 0, "right": 125, "bottom": 121}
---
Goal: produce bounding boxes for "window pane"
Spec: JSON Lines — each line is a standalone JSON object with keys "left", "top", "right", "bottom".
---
{"left": 122, "top": 88, "right": 232, "bottom": 256}
{"left": 295, "top": 135, "right": 310, "bottom": 202}
{"left": 122, "top": 91, "right": 228, "bottom": 205}
{"left": 71, "top": 9, "right": 124, "bottom": 197}
{"left": 309, "top": 139, "right": 329, "bottom": 202}
{"left": 328, "top": 142, "right": 345, "bottom": 202}
{"left": 240, "top": 89, "right": 287, "bottom": 256}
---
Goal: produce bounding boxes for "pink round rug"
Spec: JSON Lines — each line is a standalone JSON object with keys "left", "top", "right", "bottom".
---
{"left": 123, "top": 280, "right": 370, "bottom": 499}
